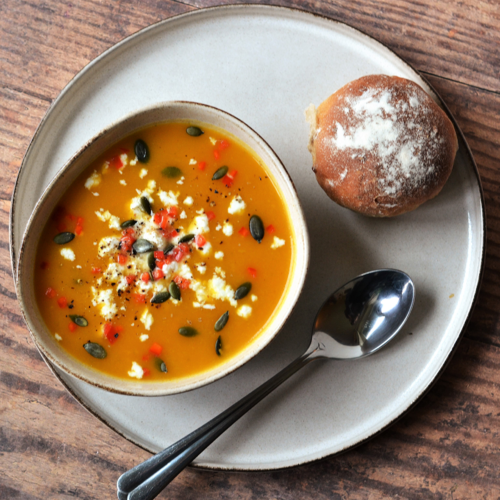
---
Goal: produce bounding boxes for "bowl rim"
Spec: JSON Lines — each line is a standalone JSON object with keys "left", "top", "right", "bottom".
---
{"left": 16, "top": 100, "right": 310, "bottom": 396}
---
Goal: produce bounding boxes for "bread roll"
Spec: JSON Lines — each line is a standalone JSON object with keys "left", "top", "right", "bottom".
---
{"left": 306, "top": 75, "right": 458, "bottom": 217}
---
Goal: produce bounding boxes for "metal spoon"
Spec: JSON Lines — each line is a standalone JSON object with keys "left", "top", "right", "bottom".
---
{"left": 117, "top": 269, "right": 415, "bottom": 500}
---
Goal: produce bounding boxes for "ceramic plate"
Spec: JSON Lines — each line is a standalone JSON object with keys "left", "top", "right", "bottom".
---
{"left": 11, "top": 5, "right": 484, "bottom": 470}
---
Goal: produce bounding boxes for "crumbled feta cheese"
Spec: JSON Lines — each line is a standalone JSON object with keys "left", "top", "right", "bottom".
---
{"left": 215, "top": 251, "right": 224, "bottom": 260}
{"left": 209, "top": 137, "right": 217, "bottom": 145}
{"left": 98, "top": 236, "right": 120, "bottom": 257}
{"left": 237, "top": 305, "right": 252, "bottom": 318}
{"left": 215, "top": 223, "right": 222, "bottom": 231}
{"left": 95, "top": 210, "right": 121, "bottom": 230}
{"left": 85, "top": 170, "right": 101, "bottom": 190}
{"left": 222, "top": 222, "right": 233, "bottom": 236}
{"left": 158, "top": 189, "right": 179, "bottom": 206}
{"left": 76, "top": 265, "right": 82, "bottom": 269}
{"left": 140, "top": 223, "right": 167, "bottom": 250}
{"left": 195, "top": 263, "right": 207, "bottom": 274}
{"left": 251, "top": 294, "right": 258, "bottom": 302}
{"left": 189, "top": 214, "right": 210, "bottom": 234}
{"left": 139, "top": 168, "right": 148, "bottom": 179}
{"left": 196, "top": 208, "right": 204, "bottom": 215}
{"left": 178, "top": 263, "right": 194, "bottom": 280}
{"left": 203, "top": 304, "right": 216, "bottom": 310}
{"left": 128, "top": 361, "right": 144, "bottom": 379}
{"left": 120, "top": 153, "right": 128, "bottom": 166}
{"left": 193, "top": 302, "right": 202, "bottom": 308}
{"left": 271, "top": 236, "right": 286, "bottom": 249}
{"left": 208, "top": 272, "right": 236, "bottom": 307}
{"left": 214, "top": 267, "right": 226, "bottom": 278}
{"left": 197, "top": 241, "right": 212, "bottom": 256}
{"left": 177, "top": 177, "right": 185, "bottom": 185}
{"left": 119, "top": 179, "right": 127, "bottom": 186}
{"left": 228, "top": 195, "right": 246, "bottom": 214}
{"left": 180, "top": 210, "right": 187, "bottom": 219}
{"left": 130, "top": 156, "right": 138, "bottom": 166}
{"left": 184, "top": 196, "right": 194, "bottom": 206}
{"left": 91, "top": 288, "right": 117, "bottom": 320}
{"left": 55, "top": 333, "right": 62, "bottom": 341}
{"left": 140, "top": 308, "right": 154, "bottom": 330}
{"left": 139, "top": 334, "right": 149, "bottom": 342}
{"left": 93, "top": 192, "right": 99, "bottom": 196}
{"left": 147, "top": 180, "right": 156, "bottom": 192}
{"left": 60, "top": 248, "right": 75, "bottom": 261}
{"left": 189, "top": 158, "right": 197, "bottom": 165}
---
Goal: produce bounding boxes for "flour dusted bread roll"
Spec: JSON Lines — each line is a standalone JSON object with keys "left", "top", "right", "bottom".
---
{"left": 306, "top": 75, "right": 458, "bottom": 217}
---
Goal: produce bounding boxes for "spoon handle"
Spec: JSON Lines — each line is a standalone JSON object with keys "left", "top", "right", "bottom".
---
{"left": 118, "top": 346, "right": 322, "bottom": 500}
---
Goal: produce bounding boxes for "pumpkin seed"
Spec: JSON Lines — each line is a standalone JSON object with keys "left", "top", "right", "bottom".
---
{"left": 53, "top": 232, "right": 75, "bottom": 245}
{"left": 120, "top": 219, "right": 137, "bottom": 229}
{"left": 169, "top": 281, "right": 181, "bottom": 300}
{"left": 83, "top": 341, "right": 107, "bottom": 359}
{"left": 215, "top": 336, "right": 222, "bottom": 356}
{"left": 249, "top": 215, "right": 264, "bottom": 243}
{"left": 179, "top": 326, "right": 198, "bottom": 337}
{"left": 186, "top": 126, "right": 203, "bottom": 137}
{"left": 212, "top": 166, "right": 228, "bottom": 180}
{"left": 134, "top": 139, "right": 150, "bottom": 163}
{"left": 151, "top": 291, "right": 171, "bottom": 304}
{"left": 163, "top": 243, "right": 175, "bottom": 255}
{"left": 178, "top": 233, "right": 195, "bottom": 244}
{"left": 133, "top": 238, "right": 154, "bottom": 254}
{"left": 156, "top": 358, "right": 168, "bottom": 373}
{"left": 214, "top": 311, "right": 229, "bottom": 332}
{"left": 147, "top": 251, "right": 156, "bottom": 270}
{"left": 162, "top": 166, "right": 182, "bottom": 178}
{"left": 69, "top": 315, "right": 88, "bottom": 327}
{"left": 234, "top": 282, "right": 252, "bottom": 300}
{"left": 140, "top": 196, "right": 152, "bottom": 215}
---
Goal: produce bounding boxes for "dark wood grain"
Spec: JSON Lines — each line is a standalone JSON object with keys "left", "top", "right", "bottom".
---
{"left": 1, "top": 0, "right": 500, "bottom": 499}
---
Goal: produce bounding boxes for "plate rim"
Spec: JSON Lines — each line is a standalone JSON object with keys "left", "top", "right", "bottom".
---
{"left": 9, "top": 3, "right": 486, "bottom": 471}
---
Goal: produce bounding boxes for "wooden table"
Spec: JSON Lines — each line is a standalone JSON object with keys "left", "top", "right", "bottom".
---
{"left": 2, "top": 1, "right": 499, "bottom": 498}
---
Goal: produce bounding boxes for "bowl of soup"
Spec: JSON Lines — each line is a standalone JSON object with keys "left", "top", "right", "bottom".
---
{"left": 16, "top": 101, "right": 309, "bottom": 396}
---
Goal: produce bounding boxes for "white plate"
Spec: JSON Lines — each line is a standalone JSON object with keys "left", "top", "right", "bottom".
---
{"left": 11, "top": 5, "right": 484, "bottom": 470}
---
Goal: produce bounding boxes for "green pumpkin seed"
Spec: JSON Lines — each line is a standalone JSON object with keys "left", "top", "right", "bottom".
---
{"left": 147, "top": 251, "right": 156, "bottom": 270}
{"left": 214, "top": 311, "right": 229, "bottom": 332}
{"left": 249, "top": 215, "right": 264, "bottom": 243}
{"left": 83, "top": 341, "right": 107, "bottom": 359}
{"left": 163, "top": 243, "right": 175, "bottom": 255}
{"left": 140, "top": 196, "right": 152, "bottom": 215}
{"left": 234, "top": 282, "right": 252, "bottom": 300}
{"left": 151, "top": 291, "right": 171, "bottom": 304}
{"left": 156, "top": 358, "right": 168, "bottom": 373}
{"left": 169, "top": 281, "right": 181, "bottom": 300}
{"left": 162, "top": 166, "right": 182, "bottom": 178}
{"left": 53, "top": 232, "right": 75, "bottom": 245}
{"left": 178, "top": 233, "right": 195, "bottom": 244}
{"left": 133, "top": 239, "right": 154, "bottom": 254}
{"left": 134, "top": 139, "right": 150, "bottom": 163}
{"left": 69, "top": 315, "right": 88, "bottom": 327}
{"left": 212, "top": 166, "right": 228, "bottom": 180}
{"left": 215, "top": 336, "right": 222, "bottom": 356}
{"left": 186, "top": 126, "right": 203, "bottom": 137}
{"left": 179, "top": 326, "right": 198, "bottom": 337}
{"left": 120, "top": 219, "right": 137, "bottom": 229}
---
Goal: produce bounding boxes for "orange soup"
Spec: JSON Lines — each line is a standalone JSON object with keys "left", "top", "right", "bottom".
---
{"left": 34, "top": 122, "right": 293, "bottom": 381}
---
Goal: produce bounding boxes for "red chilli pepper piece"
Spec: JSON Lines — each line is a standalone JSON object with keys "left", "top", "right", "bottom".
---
{"left": 149, "top": 343, "right": 163, "bottom": 356}
{"left": 152, "top": 269, "right": 164, "bottom": 281}
{"left": 195, "top": 234, "right": 207, "bottom": 247}
{"left": 68, "top": 322, "right": 77, "bottom": 332}
{"left": 213, "top": 149, "right": 220, "bottom": 160}
{"left": 142, "top": 368, "right": 151, "bottom": 377}
{"left": 206, "top": 211, "right": 216, "bottom": 221}
{"left": 198, "top": 161, "right": 206, "bottom": 171}
{"left": 141, "top": 272, "right": 150, "bottom": 282}
{"left": 154, "top": 251, "right": 164, "bottom": 260}
{"left": 75, "top": 225, "right": 83, "bottom": 236}
{"left": 247, "top": 268, "right": 257, "bottom": 278}
{"left": 219, "top": 139, "right": 230, "bottom": 150}
{"left": 91, "top": 267, "right": 102, "bottom": 275}
{"left": 126, "top": 275, "right": 135, "bottom": 285}
{"left": 223, "top": 175, "right": 234, "bottom": 188}
{"left": 238, "top": 227, "right": 249, "bottom": 237}
{"left": 57, "top": 297, "right": 68, "bottom": 308}
{"left": 117, "top": 254, "right": 128, "bottom": 265}
{"left": 266, "top": 224, "right": 276, "bottom": 234}
{"left": 110, "top": 155, "right": 124, "bottom": 169}
{"left": 45, "top": 287, "right": 56, "bottom": 298}
{"left": 134, "top": 293, "right": 146, "bottom": 304}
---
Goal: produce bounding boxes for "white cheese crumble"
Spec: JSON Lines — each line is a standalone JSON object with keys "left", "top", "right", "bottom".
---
{"left": 95, "top": 210, "right": 121, "bottom": 230}
{"left": 139, "top": 334, "right": 149, "bottom": 342}
{"left": 139, "top": 168, "right": 148, "bottom": 179}
{"left": 197, "top": 241, "right": 212, "bottom": 256}
{"left": 128, "top": 361, "right": 144, "bottom": 379}
{"left": 180, "top": 210, "right": 187, "bottom": 219}
{"left": 93, "top": 192, "right": 100, "bottom": 196}
{"left": 184, "top": 196, "right": 194, "bottom": 206}
{"left": 189, "top": 214, "right": 210, "bottom": 234}
{"left": 271, "top": 236, "right": 286, "bottom": 249}
{"left": 158, "top": 189, "right": 179, "bottom": 206}
{"left": 251, "top": 294, "right": 258, "bottom": 302}
{"left": 208, "top": 271, "right": 237, "bottom": 307}
{"left": 85, "top": 170, "right": 101, "bottom": 190}
{"left": 55, "top": 333, "right": 62, "bottom": 341}
{"left": 119, "top": 179, "right": 127, "bottom": 186}
{"left": 130, "top": 156, "right": 138, "bottom": 166}
{"left": 60, "top": 248, "right": 75, "bottom": 261}
{"left": 91, "top": 288, "right": 117, "bottom": 320}
{"left": 189, "top": 158, "right": 197, "bottom": 165}
{"left": 237, "top": 305, "right": 252, "bottom": 318}
{"left": 195, "top": 263, "right": 207, "bottom": 274}
{"left": 228, "top": 195, "right": 246, "bottom": 214}
{"left": 76, "top": 265, "right": 82, "bottom": 269}
{"left": 97, "top": 236, "right": 120, "bottom": 257}
{"left": 140, "top": 308, "right": 154, "bottom": 331}
{"left": 215, "top": 223, "right": 222, "bottom": 231}
{"left": 215, "top": 251, "right": 224, "bottom": 260}
{"left": 177, "top": 177, "right": 185, "bottom": 185}
{"left": 209, "top": 137, "right": 217, "bottom": 145}
{"left": 222, "top": 222, "right": 233, "bottom": 236}
{"left": 203, "top": 304, "right": 216, "bottom": 310}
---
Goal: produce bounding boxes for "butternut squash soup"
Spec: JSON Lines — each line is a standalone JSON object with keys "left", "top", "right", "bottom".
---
{"left": 34, "top": 122, "right": 293, "bottom": 382}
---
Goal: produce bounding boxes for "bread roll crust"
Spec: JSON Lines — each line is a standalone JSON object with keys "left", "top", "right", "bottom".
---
{"left": 308, "top": 75, "right": 458, "bottom": 217}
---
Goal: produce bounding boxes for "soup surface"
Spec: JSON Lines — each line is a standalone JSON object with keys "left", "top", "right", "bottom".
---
{"left": 34, "top": 121, "right": 293, "bottom": 381}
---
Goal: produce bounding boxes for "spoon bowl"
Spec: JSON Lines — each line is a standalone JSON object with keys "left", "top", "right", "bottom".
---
{"left": 117, "top": 269, "right": 415, "bottom": 500}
